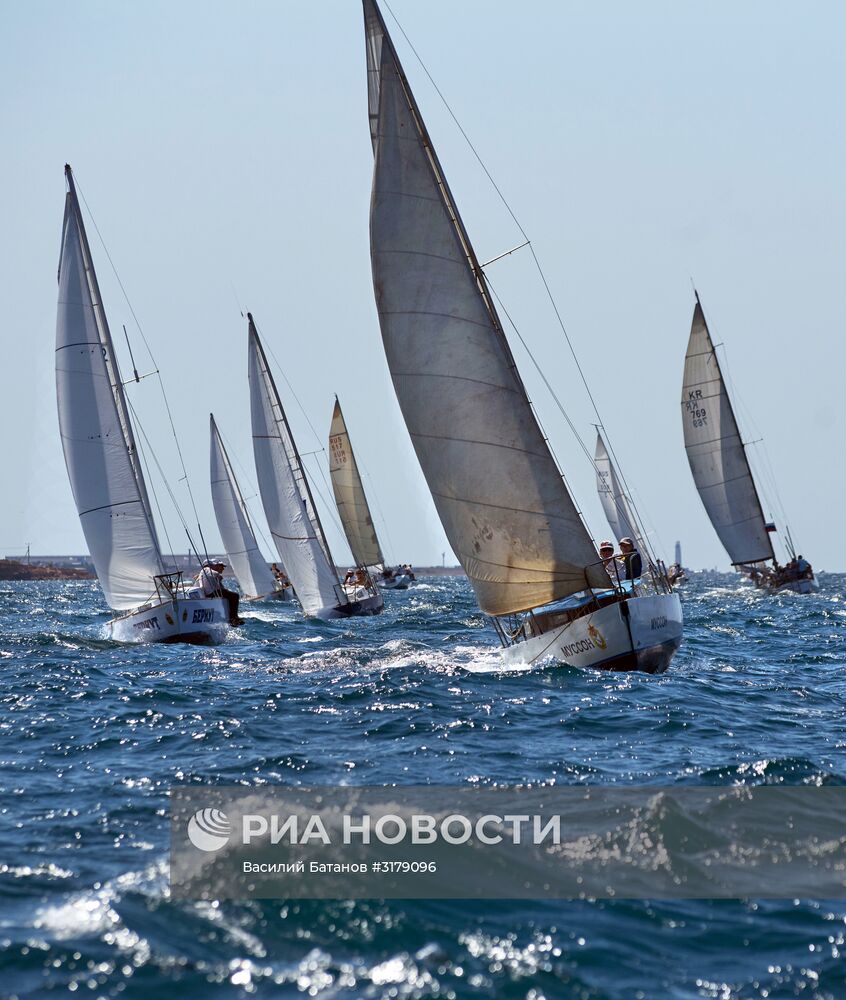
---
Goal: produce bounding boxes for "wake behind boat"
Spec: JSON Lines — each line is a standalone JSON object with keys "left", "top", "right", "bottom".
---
{"left": 362, "top": 1, "right": 681, "bottom": 672}
{"left": 681, "top": 292, "right": 816, "bottom": 595}
{"left": 56, "top": 165, "right": 229, "bottom": 644}
{"left": 248, "top": 316, "right": 383, "bottom": 619}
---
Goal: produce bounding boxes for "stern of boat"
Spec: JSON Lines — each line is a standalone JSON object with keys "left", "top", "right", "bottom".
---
{"left": 108, "top": 596, "right": 230, "bottom": 645}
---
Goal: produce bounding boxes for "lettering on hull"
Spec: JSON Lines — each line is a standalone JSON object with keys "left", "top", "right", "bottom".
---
{"left": 133, "top": 616, "right": 160, "bottom": 631}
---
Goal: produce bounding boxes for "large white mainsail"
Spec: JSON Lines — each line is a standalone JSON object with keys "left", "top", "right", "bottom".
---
{"left": 364, "top": 0, "right": 608, "bottom": 617}
{"left": 681, "top": 294, "right": 775, "bottom": 566}
{"left": 209, "top": 414, "right": 279, "bottom": 600}
{"left": 594, "top": 432, "right": 647, "bottom": 557}
{"left": 328, "top": 398, "right": 384, "bottom": 569}
{"left": 56, "top": 165, "right": 166, "bottom": 610}
{"left": 247, "top": 315, "right": 345, "bottom": 617}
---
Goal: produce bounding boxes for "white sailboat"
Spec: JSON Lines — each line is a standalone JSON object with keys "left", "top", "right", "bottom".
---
{"left": 681, "top": 292, "right": 816, "bottom": 594}
{"left": 594, "top": 431, "right": 649, "bottom": 560}
{"left": 248, "top": 316, "right": 383, "bottom": 618}
{"left": 363, "top": 1, "right": 682, "bottom": 672}
{"left": 55, "top": 165, "right": 228, "bottom": 643}
{"left": 209, "top": 415, "right": 291, "bottom": 602}
{"left": 327, "top": 398, "right": 396, "bottom": 596}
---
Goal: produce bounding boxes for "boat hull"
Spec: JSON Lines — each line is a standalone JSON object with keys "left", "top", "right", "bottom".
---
{"left": 381, "top": 574, "right": 412, "bottom": 590}
{"left": 329, "top": 593, "right": 384, "bottom": 618}
{"left": 499, "top": 592, "right": 683, "bottom": 674}
{"left": 108, "top": 597, "right": 230, "bottom": 645}
{"left": 772, "top": 578, "right": 818, "bottom": 595}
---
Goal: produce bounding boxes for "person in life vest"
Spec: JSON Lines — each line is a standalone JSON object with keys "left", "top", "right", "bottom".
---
{"left": 192, "top": 560, "right": 241, "bottom": 625}
{"left": 619, "top": 538, "right": 643, "bottom": 581}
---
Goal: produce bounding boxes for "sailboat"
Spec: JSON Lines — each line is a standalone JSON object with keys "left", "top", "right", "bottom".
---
{"left": 594, "top": 431, "right": 649, "bottom": 561}
{"left": 681, "top": 292, "right": 816, "bottom": 594}
{"left": 209, "top": 415, "right": 291, "bottom": 602}
{"left": 362, "top": 1, "right": 682, "bottom": 672}
{"left": 247, "top": 315, "right": 383, "bottom": 618}
{"left": 56, "top": 165, "right": 228, "bottom": 643}
{"left": 327, "top": 398, "right": 401, "bottom": 593}
{"left": 668, "top": 541, "right": 687, "bottom": 586}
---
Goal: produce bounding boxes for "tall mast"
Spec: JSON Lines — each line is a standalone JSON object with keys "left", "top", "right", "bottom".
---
{"left": 248, "top": 315, "right": 341, "bottom": 588}
{"left": 694, "top": 289, "right": 774, "bottom": 565}
{"left": 63, "top": 164, "right": 164, "bottom": 571}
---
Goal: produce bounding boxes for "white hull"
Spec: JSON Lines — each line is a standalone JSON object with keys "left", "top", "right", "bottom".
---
{"left": 773, "top": 578, "right": 818, "bottom": 595}
{"left": 324, "top": 591, "right": 384, "bottom": 618}
{"left": 499, "top": 593, "right": 683, "bottom": 674}
{"left": 108, "top": 596, "right": 230, "bottom": 645}
{"left": 381, "top": 573, "right": 413, "bottom": 590}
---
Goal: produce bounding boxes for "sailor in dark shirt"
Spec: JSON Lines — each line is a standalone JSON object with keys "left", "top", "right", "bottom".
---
{"left": 619, "top": 537, "right": 643, "bottom": 581}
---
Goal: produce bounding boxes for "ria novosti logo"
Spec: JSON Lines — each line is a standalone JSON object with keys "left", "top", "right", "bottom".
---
{"left": 187, "top": 808, "right": 231, "bottom": 852}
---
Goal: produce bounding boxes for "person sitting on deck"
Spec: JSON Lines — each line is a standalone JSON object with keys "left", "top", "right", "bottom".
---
{"left": 271, "top": 563, "right": 290, "bottom": 589}
{"left": 619, "top": 538, "right": 643, "bottom": 581}
{"left": 191, "top": 560, "right": 241, "bottom": 626}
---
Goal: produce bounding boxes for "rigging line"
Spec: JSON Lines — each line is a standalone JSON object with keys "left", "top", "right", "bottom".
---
{"left": 303, "top": 452, "right": 347, "bottom": 541}
{"left": 218, "top": 428, "right": 275, "bottom": 557}
{"left": 484, "top": 279, "right": 603, "bottom": 548}
{"left": 131, "top": 404, "right": 176, "bottom": 568}
{"left": 252, "top": 316, "right": 326, "bottom": 452}
{"left": 73, "top": 174, "right": 209, "bottom": 566}
{"left": 127, "top": 397, "right": 203, "bottom": 571}
{"left": 706, "top": 303, "right": 795, "bottom": 550}
{"left": 358, "top": 459, "right": 396, "bottom": 565}
{"left": 382, "top": 0, "right": 654, "bottom": 558}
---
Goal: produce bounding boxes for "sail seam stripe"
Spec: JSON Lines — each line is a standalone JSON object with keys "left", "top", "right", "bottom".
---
{"left": 79, "top": 499, "right": 143, "bottom": 516}
{"left": 56, "top": 342, "right": 102, "bottom": 351}
{"left": 411, "top": 432, "right": 551, "bottom": 461}
{"left": 429, "top": 489, "right": 580, "bottom": 520}
{"left": 391, "top": 372, "right": 521, "bottom": 394}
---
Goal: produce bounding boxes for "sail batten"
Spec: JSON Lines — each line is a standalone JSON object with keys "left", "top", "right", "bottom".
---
{"left": 248, "top": 318, "right": 344, "bottom": 616}
{"left": 209, "top": 415, "right": 279, "bottom": 601}
{"left": 329, "top": 399, "right": 384, "bottom": 569}
{"left": 55, "top": 167, "right": 166, "bottom": 611}
{"left": 681, "top": 297, "right": 775, "bottom": 566}
{"left": 364, "top": 0, "right": 608, "bottom": 616}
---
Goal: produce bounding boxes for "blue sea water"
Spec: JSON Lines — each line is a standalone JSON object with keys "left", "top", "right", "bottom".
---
{"left": 1, "top": 574, "right": 846, "bottom": 998}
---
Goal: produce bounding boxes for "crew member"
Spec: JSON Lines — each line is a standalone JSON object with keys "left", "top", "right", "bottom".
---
{"left": 599, "top": 540, "right": 619, "bottom": 584}
{"left": 619, "top": 538, "right": 643, "bottom": 581}
{"left": 193, "top": 560, "right": 241, "bottom": 626}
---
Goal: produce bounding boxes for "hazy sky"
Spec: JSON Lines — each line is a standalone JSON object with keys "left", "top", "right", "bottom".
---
{"left": 1, "top": 1, "right": 843, "bottom": 571}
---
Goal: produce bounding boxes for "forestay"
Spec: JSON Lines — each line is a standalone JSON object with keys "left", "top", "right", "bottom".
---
{"left": 594, "top": 432, "right": 647, "bottom": 558}
{"left": 248, "top": 317, "right": 344, "bottom": 616}
{"left": 55, "top": 167, "right": 166, "bottom": 611}
{"left": 209, "top": 414, "right": 278, "bottom": 600}
{"left": 681, "top": 297, "right": 774, "bottom": 565}
{"left": 364, "top": 0, "right": 608, "bottom": 617}
{"left": 329, "top": 398, "right": 384, "bottom": 569}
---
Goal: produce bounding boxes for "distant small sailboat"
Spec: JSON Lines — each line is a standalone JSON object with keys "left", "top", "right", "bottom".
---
{"left": 248, "top": 316, "right": 383, "bottom": 618}
{"left": 681, "top": 292, "right": 816, "bottom": 594}
{"left": 362, "top": 0, "right": 682, "bottom": 671}
{"left": 668, "top": 541, "right": 688, "bottom": 586}
{"left": 56, "top": 165, "right": 228, "bottom": 643}
{"left": 328, "top": 397, "right": 393, "bottom": 598}
{"left": 594, "top": 431, "right": 649, "bottom": 560}
{"left": 379, "top": 566, "right": 415, "bottom": 590}
{"left": 209, "top": 414, "right": 291, "bottom": 602}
